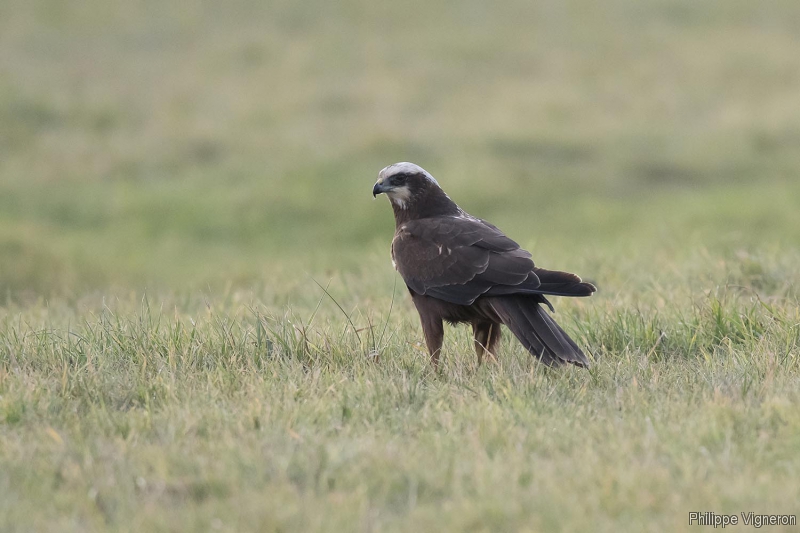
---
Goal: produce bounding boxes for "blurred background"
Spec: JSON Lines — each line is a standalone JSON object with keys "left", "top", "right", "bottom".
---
{"left": 2, "top": 0, "right": 800, "bottom": 298}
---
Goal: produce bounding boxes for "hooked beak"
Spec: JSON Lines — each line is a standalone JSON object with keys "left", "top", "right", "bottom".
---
{"left": 372, "top": 181, "right": 388, "bottom": 198}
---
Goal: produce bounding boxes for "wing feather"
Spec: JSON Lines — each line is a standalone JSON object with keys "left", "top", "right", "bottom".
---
{"left": 392, "top": 216, "right": 536, "bottom": 305}
{"left": 392, "top": 215, "right": 596, "bottom": 305}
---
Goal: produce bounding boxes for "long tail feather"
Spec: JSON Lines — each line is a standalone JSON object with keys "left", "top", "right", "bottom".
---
{"left": 490, "top": 296, "right": 590, "bottom": 367}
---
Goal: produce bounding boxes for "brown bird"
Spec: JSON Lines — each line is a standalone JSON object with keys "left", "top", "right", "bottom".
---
{"left": 373, "top": 162, "right": 596, "bottom": 367}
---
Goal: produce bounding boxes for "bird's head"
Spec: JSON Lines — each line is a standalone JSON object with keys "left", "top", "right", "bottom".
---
{"left": 372, "top": 162, "right": 443, "bottom": 210}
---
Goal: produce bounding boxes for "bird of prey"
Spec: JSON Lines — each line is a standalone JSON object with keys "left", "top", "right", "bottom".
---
{"left": 372, "top": 162, "right": 596, "bottom": 367}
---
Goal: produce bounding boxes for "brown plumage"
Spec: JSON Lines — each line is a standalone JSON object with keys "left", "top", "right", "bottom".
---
{"left": 373, "top": 162, "right": 596, "bottom": 367}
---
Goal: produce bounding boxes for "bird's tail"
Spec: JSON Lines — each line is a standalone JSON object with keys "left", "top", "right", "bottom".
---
{"left": 490, "top": 296, "right": 590, "bottom": 367}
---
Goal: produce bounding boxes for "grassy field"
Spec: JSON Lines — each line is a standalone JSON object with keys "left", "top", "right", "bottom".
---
{"left": 2, "top": 0, "right": 800, "bottom": 531}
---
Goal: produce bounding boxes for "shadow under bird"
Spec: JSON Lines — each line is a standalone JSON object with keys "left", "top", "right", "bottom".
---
{"left": 373, "top": 162, "right": 596, "bottom": 367}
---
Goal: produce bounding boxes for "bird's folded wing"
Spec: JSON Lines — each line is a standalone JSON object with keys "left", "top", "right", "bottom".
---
{"left": 392, "top": 216, "right": 539, "bottom": 305}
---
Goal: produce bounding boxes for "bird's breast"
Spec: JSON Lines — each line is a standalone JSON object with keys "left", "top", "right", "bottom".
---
{"left": 390, "top": 238, "right": 398, "bottom": 271}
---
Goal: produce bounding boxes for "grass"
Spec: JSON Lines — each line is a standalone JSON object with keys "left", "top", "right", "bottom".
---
{"left": 2, "top": 0, "right": 800, "bottom": 531}
{"left": 2, "top": 276, "right": 800, "bottom": 532}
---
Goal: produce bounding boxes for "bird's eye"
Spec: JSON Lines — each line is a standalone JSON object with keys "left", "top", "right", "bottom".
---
{"left": 390, "top": 174, "right": 407, "bottom": 186}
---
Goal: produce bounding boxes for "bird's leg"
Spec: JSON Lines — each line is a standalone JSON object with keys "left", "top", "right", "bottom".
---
{"left": 473, "top": 321, "right": 501, "bottom": 365}
{"left": 486, "top": 322, "right": 501, "bottom": 361}
{"left": 473, "top": 322, "right": 489, "bottom": 366}
{"left": 420, "top": 315, "right": 444, "bottom": 367}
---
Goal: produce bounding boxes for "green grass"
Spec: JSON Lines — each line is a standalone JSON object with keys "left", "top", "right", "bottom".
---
{"left": 2, "top": 0, "right": 800, "bottom": 531}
